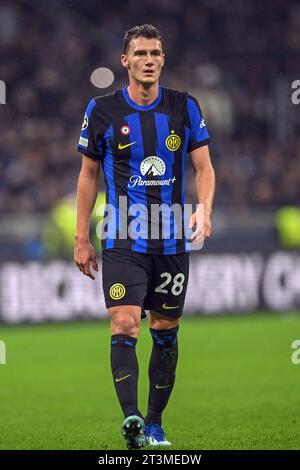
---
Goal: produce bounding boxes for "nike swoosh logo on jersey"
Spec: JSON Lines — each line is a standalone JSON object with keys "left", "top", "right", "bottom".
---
{"left": 118, "top": 142, "right": 136, "bottom": 150}
{"left": 162, "top": 303, "right": 179, "bottom": 310}
{"left": 156, "top": 384, "right": 171, "bottom": 389}
{"left": 115, "top": 374, "right": 132, "bottom": 383}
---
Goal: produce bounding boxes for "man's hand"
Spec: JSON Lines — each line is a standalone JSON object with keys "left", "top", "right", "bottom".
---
{"left": 74, "top": 237, "right": 98, "bottom": 280}
{"left": 189, "top": 206, "right": 212, "bottom": 244}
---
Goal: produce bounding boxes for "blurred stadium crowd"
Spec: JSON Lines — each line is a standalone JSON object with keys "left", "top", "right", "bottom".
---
{"left": 1, "top": 0, "right": 299, "bottom": 213}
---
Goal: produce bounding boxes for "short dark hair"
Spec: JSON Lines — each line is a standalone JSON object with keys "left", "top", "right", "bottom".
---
{"left": 123, "top": 24, "right": 163, "bottom": 54}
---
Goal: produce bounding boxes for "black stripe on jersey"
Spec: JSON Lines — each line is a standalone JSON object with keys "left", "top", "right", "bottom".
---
{"left": 112, "top": 116, "right": 132, "bottom": 250}
{"left": 167, "top": 112, "right": 185, "bottom": 253}
{"left": 138, "top": 111, "right": 161, "bottom": 252}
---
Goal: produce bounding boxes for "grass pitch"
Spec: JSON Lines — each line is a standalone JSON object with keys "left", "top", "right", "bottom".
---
{"left": 0, "top": 312, "right": 299, "bottom": 450}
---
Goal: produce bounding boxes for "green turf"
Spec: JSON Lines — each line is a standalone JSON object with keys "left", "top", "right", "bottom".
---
{"left": 0, "top": 313, "right": 300, "bottom": 450}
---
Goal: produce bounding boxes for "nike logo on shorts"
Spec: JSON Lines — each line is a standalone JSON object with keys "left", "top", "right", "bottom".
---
{"left": 162, "top": 303, "right": 179, "bottom": 310}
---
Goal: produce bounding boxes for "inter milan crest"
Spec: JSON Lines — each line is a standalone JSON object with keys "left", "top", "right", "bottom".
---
{"left": 109, "top": 283, "right": 126, "bottom": 300}
{"left": 166, "top": 130, "right": 181, "bottom": 151}
{"left": 120, "top": 125, "right": 130, "bottom": 136}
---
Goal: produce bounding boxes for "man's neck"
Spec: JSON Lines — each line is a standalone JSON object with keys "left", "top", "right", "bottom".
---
{"left": 127, "top": 81, "right": 159, "bottom": 106}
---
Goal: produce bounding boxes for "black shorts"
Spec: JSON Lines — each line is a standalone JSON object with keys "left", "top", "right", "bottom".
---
{"left": 102, "top": 248, "right": 189, "bottom": 318}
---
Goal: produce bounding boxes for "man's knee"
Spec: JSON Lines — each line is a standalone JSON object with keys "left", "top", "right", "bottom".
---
{"left": 109, "top": 305, "right": 141, "bottom": 337}
{"left": 149, "top": 311, "right": 180, "bottom": 330}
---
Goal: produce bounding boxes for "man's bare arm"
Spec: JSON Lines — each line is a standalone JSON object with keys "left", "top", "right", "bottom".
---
{"left": 74, "top": 155, "right": 101, "bottom": 279}
{"left": 189, "top": 145, "right": 215, "bottom": 242}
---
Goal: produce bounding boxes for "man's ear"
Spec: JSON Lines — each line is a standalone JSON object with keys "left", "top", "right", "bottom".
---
{"left": 121, "top": 54, "right": 129, "bottom": 69}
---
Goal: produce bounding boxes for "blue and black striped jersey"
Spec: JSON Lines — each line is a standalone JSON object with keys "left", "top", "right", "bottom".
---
{"left": 77, "top": 86, "right": 210, "bottom": 254}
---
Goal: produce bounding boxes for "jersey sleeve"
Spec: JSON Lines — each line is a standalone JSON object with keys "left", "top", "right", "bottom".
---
{"left": 77, "top": 99, "right": 103, "bottom": 160}
{"left": 186, "top": 94, "right": 210, "bottom": 152}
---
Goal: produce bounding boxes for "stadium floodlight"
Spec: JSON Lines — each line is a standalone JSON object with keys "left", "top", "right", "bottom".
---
{"left": 90, "top": 67, "right": 114, "bottom": 89}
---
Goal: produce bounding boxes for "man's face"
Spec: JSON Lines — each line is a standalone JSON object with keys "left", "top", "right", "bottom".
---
{"left": 121, "top": 37, "right": 165, "bottom": 86}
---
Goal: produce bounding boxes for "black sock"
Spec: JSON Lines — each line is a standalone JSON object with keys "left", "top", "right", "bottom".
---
{"left": 110, "top": 334, "right": 142, "bottom": 419}
{"left": 145, "top": 327, "right": 179, "bottom": 426}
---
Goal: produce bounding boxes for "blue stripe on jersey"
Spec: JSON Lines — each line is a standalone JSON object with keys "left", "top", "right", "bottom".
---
{"left": 102, "top": 125, "right": 117, "bottom": 249}
{"left": 184, "top": 126, "right": 191, "bottom": 252}
{"left": 154, "top": 113, "right": 177, "bottom": 255}
{"left": 187, "top": 98, "right": 210, "bottom": 144}
{"left": 125, "top": 113, "right": 147, "bottom": 253}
